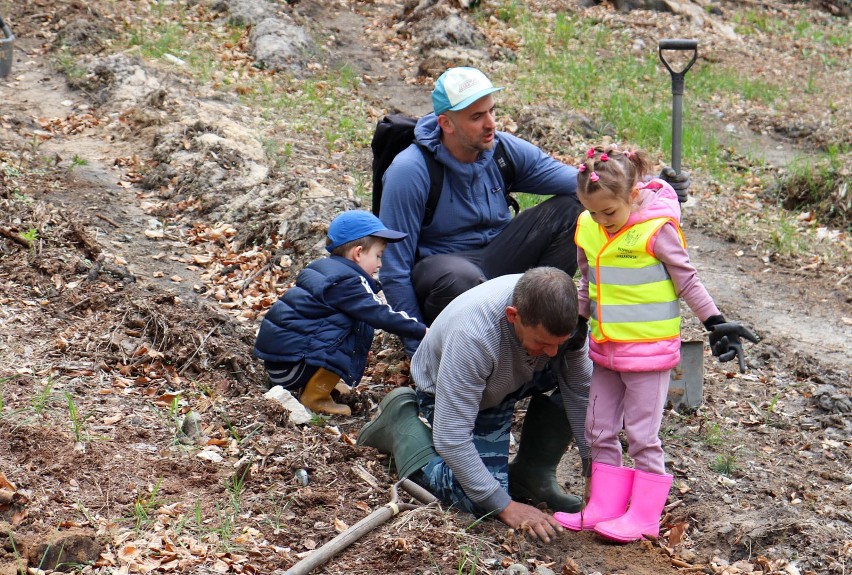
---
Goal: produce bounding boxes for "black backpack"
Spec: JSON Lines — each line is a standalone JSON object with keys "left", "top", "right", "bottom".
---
{"left": 370, "top": 114, "right": 519, "bottom": 226}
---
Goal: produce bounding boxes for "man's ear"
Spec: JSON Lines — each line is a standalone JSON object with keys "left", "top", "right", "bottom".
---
{"left": 505, "top": 306, "right": 518, "bottom": 325}
{"left": 437, "top": 113, "right": 454, "bottom": 134}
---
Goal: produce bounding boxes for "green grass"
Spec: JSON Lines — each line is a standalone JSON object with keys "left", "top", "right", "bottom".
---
{"left": 70, "top": 154, "right": 88, "bottom": 168}
{"left": 32, "top": 375, "right": 56, "bottom": 415}
{"left": 132, "top": 478, "right": 164, "bottom": 531}
{"left": 53, "top": 47, "right": 87, "bottom": 81}
{"left": 21, "top": 228, "right": 38, "bottom": 244}
{"left": 767, "top": 216, "right": 810, "bottom": 256}
{"left": 66, "top": 392, "right": 86, "bottom": 443}
{"left": 123, "top": 3, "right": 239, "bottom": 83}
{"left": 457, "top": 543, "right": 482, "bottom": 574}
{"left": 702, "top": 421, "right": 726, "bottom": 448}
{"left": 242, "top": 66, "right": 371, "bottom": 153}
{"left": 482, "top": 1, "right": 814, "bottom": 173}
{"left": 710, "top": 453, "right": 737, "bottom": 476}
{"left": 226, "top": 465, "right": 251, "bottom": 514}
{"left": 484, "top": 7, "right": 738, "bottom": 171}
{"left": 774, "top": 149, "right": 851, "bottom": 229}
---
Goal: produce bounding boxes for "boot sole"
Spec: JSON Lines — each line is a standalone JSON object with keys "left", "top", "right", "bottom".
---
{"left": 594, "top": 524, "right": 658, "bottom": 543}
{"left": 554, "top": 512, "right": 622, "bottom": 531}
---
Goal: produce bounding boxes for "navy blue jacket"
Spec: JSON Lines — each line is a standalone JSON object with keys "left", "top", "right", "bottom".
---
{"left": 253, "top": 256, "right": 427, "bottom": 385}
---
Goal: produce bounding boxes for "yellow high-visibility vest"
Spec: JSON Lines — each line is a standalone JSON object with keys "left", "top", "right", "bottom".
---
{"left": 576, "top": 211, "right": 686, "bottom": 343}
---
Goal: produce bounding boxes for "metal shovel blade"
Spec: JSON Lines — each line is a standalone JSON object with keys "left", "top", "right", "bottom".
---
{"left": 667, "top": 340, "right": 704, "bottom": 410}
{"left": 0, "top": 17, "right": 14, "bottom": 78}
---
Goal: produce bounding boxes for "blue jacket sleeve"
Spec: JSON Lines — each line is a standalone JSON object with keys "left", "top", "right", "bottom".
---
{"left": 499, "top": 133, "right": 578, "bottom": 197}
{"left": 325, "top": 273, "right": 428, "bottom": 340}
{"left": 377, "top": 145, "right": 431, "bottom": 327}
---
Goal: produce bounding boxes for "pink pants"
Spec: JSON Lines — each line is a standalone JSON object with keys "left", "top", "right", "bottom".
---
{"left": 584, "top": 365, "right": 670, "bottom": 475}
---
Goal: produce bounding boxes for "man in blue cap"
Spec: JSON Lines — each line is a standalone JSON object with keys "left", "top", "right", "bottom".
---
{"left": 254, "top": 210, "right": 428, "bottom": 416}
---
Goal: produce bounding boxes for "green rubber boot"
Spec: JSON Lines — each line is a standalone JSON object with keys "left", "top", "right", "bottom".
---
{"left": 508, "top": 393, "right": 582, "bottom": 513}
{"left": 357, "top": 387, "right": 438, "bottom": 479}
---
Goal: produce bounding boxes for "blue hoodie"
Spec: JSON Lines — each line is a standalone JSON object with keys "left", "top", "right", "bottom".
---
{"left": 378, "top": 113, "right": 579, "bottom": 327}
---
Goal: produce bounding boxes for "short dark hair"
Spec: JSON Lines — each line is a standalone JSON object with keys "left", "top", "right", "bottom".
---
{"left": 512, "top": 267, "right": 578, "bottom": 337}
{"left": 327, "top": 234, "right": 386, "bottom": 257}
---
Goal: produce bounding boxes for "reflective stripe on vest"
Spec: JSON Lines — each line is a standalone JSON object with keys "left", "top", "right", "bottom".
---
{"left": 577, "top": 211, "right": 685, "bottom": 343}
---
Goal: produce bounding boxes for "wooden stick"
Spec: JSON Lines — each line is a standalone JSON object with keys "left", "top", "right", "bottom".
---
{"left": 96, "top": 214, "right": 120, "bottom": 228}
{"left": 0, "top": 227, "right": 31, "bottom": 249}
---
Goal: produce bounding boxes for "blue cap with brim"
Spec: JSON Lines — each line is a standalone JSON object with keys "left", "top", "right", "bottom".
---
{"left": 432, "top": 67, "right": 504, "bottom": 115}
{"left": 326, "top": 211, "right": 407, "bottom": 252}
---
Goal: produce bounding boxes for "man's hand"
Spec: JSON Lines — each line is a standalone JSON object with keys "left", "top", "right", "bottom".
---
{"left": 660, "top": 166, "right": 690, "bottom": 203}
{"left": 497, "top": 500, "right": 563, "bottom": 543}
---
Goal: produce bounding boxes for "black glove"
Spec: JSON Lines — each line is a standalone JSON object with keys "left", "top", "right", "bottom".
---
{"left": 660, "top": 166, "right": 690, "bottom": 203}
{"left": 703, "top": 315, "right": 759, "bottom": 373}
{"left": 562, "top": 316, "right": 589, "bottom": 352}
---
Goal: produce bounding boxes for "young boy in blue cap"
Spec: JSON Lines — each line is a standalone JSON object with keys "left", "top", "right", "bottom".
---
{"left": 253, "top": 211, "right": 428, "bottom": 416}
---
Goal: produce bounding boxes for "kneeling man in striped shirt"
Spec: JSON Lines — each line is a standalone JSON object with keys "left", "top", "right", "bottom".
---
{"left": 358, "top": 267, "right": 591, "bottom": 542}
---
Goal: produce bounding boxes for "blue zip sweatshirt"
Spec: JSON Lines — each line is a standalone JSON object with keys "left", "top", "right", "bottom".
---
{"left": 378, "top": 113, "right": 579, "bottom": 327}
{"left": 253, "top": 256, "right": 427, "bottom": 385}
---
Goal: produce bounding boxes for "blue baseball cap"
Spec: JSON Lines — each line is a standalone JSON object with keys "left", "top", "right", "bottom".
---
{"left": 326, "top": 211, "right": 407, "bottom": 252}
{"left": 432, "top": 67, "right": 504, "bottom": 116}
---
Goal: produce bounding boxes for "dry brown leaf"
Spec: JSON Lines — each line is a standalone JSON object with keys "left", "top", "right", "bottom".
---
{"left": 355, "top": 501, "right": 370, "bottom": 513}
{"left": 156, "top": 392, "right": 180, "bottom": 406}
{"left": 668, "top": 521, "right": 688, "bottom": 546}
{"left": 561, "top": 557, "right": 582, "bottom": 575}
{"left": 118, "top": 544, "right": 140, "bottom": 562}
{"left": 0, "top": 472, "right": 16, "bottom": 492}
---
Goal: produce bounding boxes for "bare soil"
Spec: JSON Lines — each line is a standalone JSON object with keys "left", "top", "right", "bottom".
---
{"left": 0, "top": 1, "right": 849, "bottom": 575}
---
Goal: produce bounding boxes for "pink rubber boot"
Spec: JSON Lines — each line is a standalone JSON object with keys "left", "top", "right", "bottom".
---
{"left": 594, "top": 469, "right": 673, "bottom": 543}
{"left": 553, "top": 463, "right": 634, "bottom": 531}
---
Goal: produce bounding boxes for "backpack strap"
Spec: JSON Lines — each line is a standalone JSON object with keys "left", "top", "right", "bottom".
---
{"left": 417, "top": 139, "right": 518, "bottom": 227}
{"left": 416, "top": 144, "right": 445, "bottom": 227}
{"left": 493, "top": 140, "right": 519, "bottom": 215}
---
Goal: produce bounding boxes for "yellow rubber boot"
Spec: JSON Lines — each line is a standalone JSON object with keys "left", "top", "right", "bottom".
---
{"left": 300, "top": 368, "right": 351, "bottom": 416}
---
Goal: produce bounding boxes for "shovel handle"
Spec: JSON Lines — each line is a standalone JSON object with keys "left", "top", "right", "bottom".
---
{"left": 659, "top": 39, "right": 698, "bottom": 51}
{"left": 658, "top": 39, "right": 698, "bottom": 94}
{"left": 283, "top": 479, "right": 438, "bottom": 575}
{"left": 659, "top": 39, "right": 698, "bottom": 174}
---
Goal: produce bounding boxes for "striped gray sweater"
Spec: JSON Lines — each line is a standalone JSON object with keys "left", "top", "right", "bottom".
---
{"left": 411, "top": 274, "right": 592, "bottom": 514}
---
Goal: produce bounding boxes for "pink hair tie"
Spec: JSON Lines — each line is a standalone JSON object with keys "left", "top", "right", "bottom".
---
{"left": 586, "top": 148, "right": 596, "bottom": 158}
{"left": 578, "top": 164, "right": 587, "bottom": 173}
{"left": 624, "top": 150, "right": 632, "bottom": 158}
{"left": 590, "top": 172, "right": 599, "bottom": 182}
{"left": 600, "top": 153, "right": 609, "bottom": 162}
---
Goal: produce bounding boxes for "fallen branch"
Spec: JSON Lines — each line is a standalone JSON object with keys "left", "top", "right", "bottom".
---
{"left": 240, "top": 250, "right": 283, "bottom": 294}
{"left": 178, "top": 323, "right": 220, "bottom": 375}
{"left": 96, "top": 213, "right": 120, "bottom": 228}
{"left": 0, "top": 227, "right": 32, "bottom": 249}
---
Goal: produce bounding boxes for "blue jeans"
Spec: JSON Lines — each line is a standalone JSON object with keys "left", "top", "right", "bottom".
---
{"left": 413, "top": 370, "right": 561, "bottom": 517}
